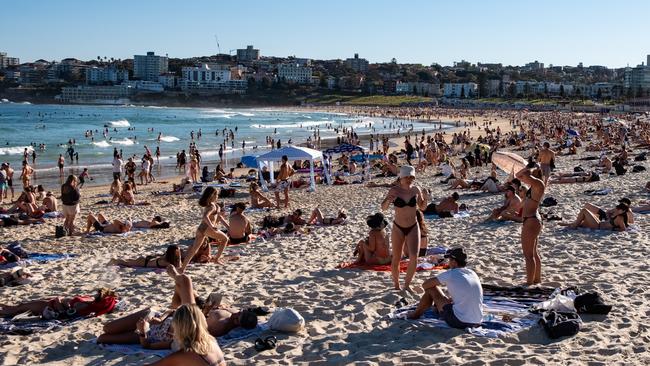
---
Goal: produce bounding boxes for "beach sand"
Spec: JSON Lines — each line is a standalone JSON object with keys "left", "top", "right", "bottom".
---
{"left": 1, "top": 115, "right": 650, "bottom": 365}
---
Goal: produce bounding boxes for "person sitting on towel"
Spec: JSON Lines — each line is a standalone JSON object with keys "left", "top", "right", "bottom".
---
{"left": 228, "top": 202, "right": 253, "bottom": 244}
{"left": 354, "top": 212, "right": 391, "bottom": 265}
{"left": 486, "top": 185, "right": 523, "bottom": 222}
{"left": 423, "top": 192, "right": 460, "bottom": 218}
{"left": 408, "top": 248, "right": 483, "bottom": 329}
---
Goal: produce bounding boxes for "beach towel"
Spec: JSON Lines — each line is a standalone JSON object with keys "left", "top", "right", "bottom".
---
{"left": 43, "top": 211, "right": 64, "bottom": 219}
{"left": 388, "top": 295, "right": 541, "bottom": 338}
{"left": 584, "top": 188, "right": 612, "bottom": 196}
{"left": 0, "top": 317, "right": 66, "bottom": 335}
{"left": 338, "top": 258, "right": 447, "bottom": 272}
{"left": 86, "top": 229, "right": 145, "bottom": 238}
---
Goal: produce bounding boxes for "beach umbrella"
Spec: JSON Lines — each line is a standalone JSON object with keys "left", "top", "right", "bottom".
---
{"left": 491, "top": 151, "right": 526, "bottom": 174}
{"left": 323, "top": 143, "right": 367, "bottom": 155}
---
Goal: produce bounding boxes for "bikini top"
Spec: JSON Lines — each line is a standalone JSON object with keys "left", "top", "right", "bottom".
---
{"left": 394, "top": 196, "right": 417, "bottom": 208}
{"left": 609, "top": 214, "right": 629, "bottom": 229}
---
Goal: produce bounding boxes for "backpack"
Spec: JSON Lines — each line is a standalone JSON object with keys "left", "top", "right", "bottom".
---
{"left": 539, "top": 310, "right": 581, "bottom": 339}
{"left": 573, "top": 292, "right": 612, "bottom": 315}
{"left": 634, "top": 153, "right": 647, "bottom": 161}
{"left": 573, "top": 166, "right": 584, "bottom": 173}
{"left": 541, "top": 197, "right": 558, "bottom": 207}
{"left": 632, "top": 165, "right": 646, "bottom": 173}
{"left": 55, "top": 225, "right": 67, "bottom": 238}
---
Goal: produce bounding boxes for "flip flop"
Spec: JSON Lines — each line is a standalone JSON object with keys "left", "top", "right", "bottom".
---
{"left": 254, "top": 336, "right": 277, "bottom": 352}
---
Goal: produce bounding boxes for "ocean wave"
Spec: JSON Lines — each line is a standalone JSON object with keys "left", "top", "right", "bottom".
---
{"left": 0, "top": 146, "right": 34, "bottom": 155}
{"left": 107, "top": 119, "right": 131, "bottom": 128}
{"left": 111, "top": 138, "right": 136, "bottom": 146}
{"left": 92, "top": 141, "right": 111, "bottom": 148}
{"left": 158, "top": 135, "right": 180, "bottom": 142}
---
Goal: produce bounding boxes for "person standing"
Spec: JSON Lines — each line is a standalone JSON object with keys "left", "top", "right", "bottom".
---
{"left": 516, "top": 163, "right": 546, "bottom": 285}
{"left": 4, "top": 163, "right": 14, "bottom": 201}
{"left": 538, "top": 142, "right": 556, "bottom": 185}
{"left": 78, "top": 168, "right": 92, "bottom": 188}
{"left": 155, "top": 146, "right": 160, "bottom": 164}
{"left": 57, "top": 154, "right": 65, "bottom": 177}
{"left": 273, "top": 155, "right": 294, "bottom": 209}
{"left": 0, "top": 163, "right": 7, "bottom": 204}
{"left": 61, "top": 175, "right": 80, "bottom": 236}
{"left": 20, "top": 161, "right": 33, "bottom": 188}
{"left": 112, "top": 154, "right": 123, "bottom": 181}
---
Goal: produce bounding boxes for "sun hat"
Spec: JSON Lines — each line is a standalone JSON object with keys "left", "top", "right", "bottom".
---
{"left": 399, "top": 165, "right": 416, "bottom": 178}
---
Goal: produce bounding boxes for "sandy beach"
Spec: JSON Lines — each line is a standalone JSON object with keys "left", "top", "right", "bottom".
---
{"left": 1, "top": 109, "right": 649, "bottom": 366}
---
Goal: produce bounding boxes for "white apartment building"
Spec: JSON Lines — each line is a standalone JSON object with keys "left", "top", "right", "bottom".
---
{"left": 59, "top": 85, "right": 132, "bottom": 104}
{"left": 133, "top": 51, "right": 168, "bottom": 82}
{"left": 278, "top": 63, "right": 313, "bottom": 84}
{"left": 0, "top": 52, "right": 20, "bottom": 69}
{"left": 122, "top": 80, "right": 164, "bottom": 92}
{"left": 180, "top": 64, "right": 246, "bottom": 94}
{"left": 86, "top": 66, "right": 129, "bottom": 85}
{"left": 395, "top": 82, "right": 440, "bottom": 96}
{"left": 443, "top": 83, "right": 478, "bottom": 98}
{"left": 158, "top": 73, "right": 177, "bottom": 89}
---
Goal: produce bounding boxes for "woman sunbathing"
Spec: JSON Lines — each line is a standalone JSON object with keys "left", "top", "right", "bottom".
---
{"left": 549, "top": 171, "right": 600, "bottom": 184}
{"left": 0, "top": 288, "right": 117, "bottom": 319}
{"left": 559, "top": 203, "right": 630, "bottom": 231}
{"left": 0, "top": 215, "right": 44, "bottom": 227}
{"left": 132, "top": 216, "right": 171, "bottom": 229}
{"left": 249, "top": 182, "right": 273, "bottom": 208}
{"left": 307, "top": 207, "right": 347, "bottom": 225}
{"left": 354, "top": 212, "right": 391, "bottom": 265}
{"left": 85, "top": 213, "right": 133, "bottom": 234}
{"left": 109, "top": 245, "right": 181, "bottom": 269}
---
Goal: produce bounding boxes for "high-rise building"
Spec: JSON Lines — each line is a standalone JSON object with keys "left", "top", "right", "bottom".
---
{"left": 345, "top": 53, "right": 369, "bottom": 73}
{"left": 133, "top": 52, "right": 168, "bottom": 82}
{"left": 0, "top": 52, "right": 20, "bottom": 69}
{"left": 236, "top": 45, "right": 260, "bottom": 62}
{"left": 624, "top": 55, "right": 650, "bottom": 95}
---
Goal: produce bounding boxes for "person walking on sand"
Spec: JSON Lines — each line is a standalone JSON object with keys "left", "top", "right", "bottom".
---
{"left": 273, "top": 155, "right": 294, "bottom": 209}
{"left": 538, "top": 142, "right": 556, "bottom": 185}
{"left": 57, "top": 154, "right": 65, "bottom": 177}
{"left": 408, "top": 248, "right": 483, "bottom": 329}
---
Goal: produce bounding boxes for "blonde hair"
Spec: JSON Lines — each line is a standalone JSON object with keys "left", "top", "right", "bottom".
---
{"left": 172, "top": 304, "right": 216, "bottom": 355}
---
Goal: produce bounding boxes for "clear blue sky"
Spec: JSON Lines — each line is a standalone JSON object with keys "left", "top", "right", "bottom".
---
{"left": 1, "top": 0, "right": 648, "bottom": 67}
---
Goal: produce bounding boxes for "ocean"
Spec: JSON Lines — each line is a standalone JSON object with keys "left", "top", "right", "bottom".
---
{"left": 0, "top": 102, "right": 441, "bottom": 188}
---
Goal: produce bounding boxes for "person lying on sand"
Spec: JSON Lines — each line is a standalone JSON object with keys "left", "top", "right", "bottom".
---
{"left": 407, "top": 248, "right": 484, "bottom": 329}
{"left": 583, "top": 198, "right": 634, "bottom": 224}
{"left": 85, "top": 213, "right": 133, "bottom": 234}
{"left": 559, "top": 203, "right": 630, "bottom": 231}
{"left": 0, "top": 267, "right": 31, "bottom": 287}
{"left": 132, "top": 215, "right": 171, "bottom": 229}
{"left": 109, "top": 245, "right": 182, "bottom": 269}
{"left": 260, "top": 209, "right": 306, "bottom": 229}
{"left": 0, "top": 215, "right": 44, "bottom": 227}
{"left": 249, "top": 182, "right": 273, "bottom": 208}
{"left": 307, "top": 207, "right": 347, "bottom": 225}
{"left": 227, "top": 202, "right": 253, "bottom": 244}
{"left": 423, "top": 192, "right": 460, "bottom": 218}
{"left": 486, "top": 185, "right": 523, "bottom": 222}
{"left": 0, "top": 288, "right": 117, "bottom": 319}
{"left": 549, "top": 171, "right": 600, "bottom": 184}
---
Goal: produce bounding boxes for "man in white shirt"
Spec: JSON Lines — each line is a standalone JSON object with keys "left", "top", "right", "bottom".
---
{"left": 408, "top": 247, "right": 483, "bottom": 328}
{"left": 112, "top": 156, "right": 123, "bottom": 181}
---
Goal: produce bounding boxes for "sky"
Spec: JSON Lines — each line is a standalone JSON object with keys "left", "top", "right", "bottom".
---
{"left": 1, "top": 0, "right": 648, "bottom": 68}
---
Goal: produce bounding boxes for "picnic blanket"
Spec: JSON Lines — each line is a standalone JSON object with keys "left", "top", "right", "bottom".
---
{"left": 96, "top": 322, "right": 269, "bottom": 357}
{"left": 389, "top": 284, "right": 554, "bottom": 338}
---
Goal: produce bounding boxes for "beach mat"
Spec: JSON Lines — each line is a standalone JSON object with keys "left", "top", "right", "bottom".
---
{"left": 388, "top": 294, "right": 542, "bottom": 338}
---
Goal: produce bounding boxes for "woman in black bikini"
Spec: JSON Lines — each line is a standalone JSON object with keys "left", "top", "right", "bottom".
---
{"left": 307, "top": 207, "right": 347, "bottom": 225}
{"left": 180, "top": 187, "right": 229, "bottom": 272}
{"left": 515, "top": 162, "right": 546, "bottom": 285}
{"left": 560, "top": 203, "right": 630, "bottom": 231}
{"left": 109, "top": 245, "right": 182, "bottom": 268}
{"left": 381, "top": 165, "right": 426, "bottom": 291}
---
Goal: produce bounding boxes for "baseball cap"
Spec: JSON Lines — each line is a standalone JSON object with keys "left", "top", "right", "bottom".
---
{"left": 444, "top": 247, "right": 467, "bottom": 262}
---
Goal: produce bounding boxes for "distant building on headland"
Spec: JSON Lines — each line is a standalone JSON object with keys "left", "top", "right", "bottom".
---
{"left": 0, "top": 52, "right": 20, "bottom": 69}
{"left": 345, "top": 53, "right": 369, "bottom": 73}
{"left": 277, "top": 63, "right": 313, "bottom": 84}
{"left": 444, "top": 83, "right": 478, "bottom": 98}
{"left": 86, "top": 66, "right": 129, "bottom": 85}
{"left": 179, "top": 64, "right": 247, "bottom": 94}
{"left": 133, "top": 51, "right": 168, "bottom": 82}
{"left": 624, "top": 55, "right": 650, "bottom": 96}
{"left": 237, "top": 45, "right": 260, "bottom": 63}
{"left": 58, "top": 85, "right": 132, "bottom": 104}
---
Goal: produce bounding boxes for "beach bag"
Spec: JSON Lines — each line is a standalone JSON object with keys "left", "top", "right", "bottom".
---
{"left": 632, "top": 165, "right": 646, "bottom": 173}
{"left": 55, "top": 225, "right": 67, "bottom": 239}
{"left": 541, "top": 197, "right": 558, "bottom": 207}
{"left": 634, "top": 153, "right": 647, "bottom": 161}
{"left": 613, "top": 162, "right": 626, "bottom": 176}
{"left": 573, "top": 292, "right": 612, "bottom": 315}
{"left": 573, "top": 166, "right": 584, "bottom": 173}
{"left": 539, "top": 310, "right": 581, "bottom": 339}
{"left": 268, "top": 308, "right": 305, "bottom": 332}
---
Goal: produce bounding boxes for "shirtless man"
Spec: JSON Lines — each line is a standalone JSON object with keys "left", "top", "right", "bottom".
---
{"left": 4, "top": 163, "right": 15, "bottom": 201}
{"left": 598, "top": 154, "right": 612, "bottom": 174}
{"left": 167, "top": 266, "right": 258, "bottom": 338}
{"left": 486, "top": 185, "right": 522, "bottom": 222}
{"left": 274, "top": 155, "right": 294, "bottom": 209}
{"left": 538, "top": 142, "right": 556, "bottom": 185}
{"left": 57, "top": 154, "right": 65, "bottom": 177}
{"left": 228, "top": 202, "right": 252, "bottom": 244}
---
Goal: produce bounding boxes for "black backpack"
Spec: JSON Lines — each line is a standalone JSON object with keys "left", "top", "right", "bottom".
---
{"left": 539, "top": 310, "right": 581, "bottom": 339}
{"left": 632, "top": 165, "right": 646, "bottom": 173}
{"left": 541, "top": 197, "right": 558, "bottom": 207}
{"left": 55, "top": 225, "right": 67, "bottom": 238}
{"left": 574, "top": 292, "right": 612, "bottom": 315}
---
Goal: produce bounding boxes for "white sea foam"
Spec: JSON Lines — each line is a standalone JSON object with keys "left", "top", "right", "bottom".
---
{"left": 158, "top": 136, "right": 180, "bottom": 142}
{"left": 0, "top": 146, "right": 33, "bottom": 155}
{"left": 111, "top": 138, "right": 136, "bottom": 146}
{"left": 107, "top": 119, "right": 131, "bottom": 128}
{"left": 92, "top": 141, "right": 111, "bottom": 148}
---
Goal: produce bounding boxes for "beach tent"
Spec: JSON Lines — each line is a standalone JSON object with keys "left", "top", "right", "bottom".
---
{"left": 256, "top": 145, "right": 323, "bottom": 191}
